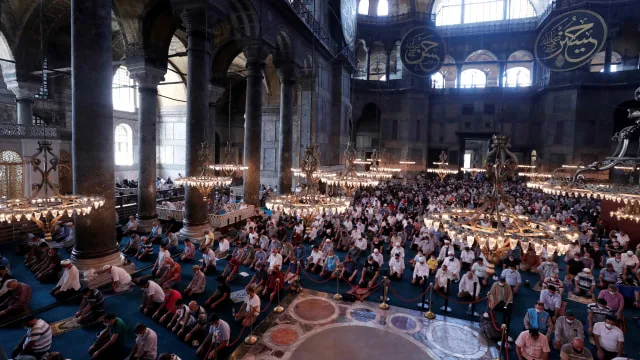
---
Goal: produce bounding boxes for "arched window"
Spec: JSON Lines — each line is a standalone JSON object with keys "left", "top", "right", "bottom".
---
{"left": 114, "top": 124, "right": 133, "bottom": 166}
{"left": 0, "top": 150, "right": 23, "bottom": 198}
{"left": 377, "top": 0, "right": 389, "bottom": 15}
{"left": 358, "top": 0, "right": 369, "bottom": 14}
{"left": 431, "top": 72, "right": 445, "bottom": 89}
{"left": 460, "top": 69, "right": 486, "bottom": 88}
{"left": 503, "top": 67, "right": 531, "bottom": 87}
{"left": 590, "top": 51, "right": 623, "bottom": 73}
{"left": 434, "top": 0, "right": 537, "bottom": 26}
{"left": 112, "top": 66, "right": 137, "bottom": 112}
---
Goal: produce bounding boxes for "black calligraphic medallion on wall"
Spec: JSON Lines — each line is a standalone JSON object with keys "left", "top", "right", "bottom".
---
{"left": 534, "top": 9, "right": 607, "bottom": 72}
{"left": 400, "top": 26, "right": 446, "bottom": 78}
{"left": 341, "top": 0, "right": 358, "bottom": 50}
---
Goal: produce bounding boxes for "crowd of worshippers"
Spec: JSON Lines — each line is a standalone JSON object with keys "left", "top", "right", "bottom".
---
{"left": 3, "top": 176, "right": 637, "bottom": 360}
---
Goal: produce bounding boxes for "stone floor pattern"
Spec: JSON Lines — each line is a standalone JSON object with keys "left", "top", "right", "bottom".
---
{"left": 231, "top": 290, "right": 500, "bottom": 360}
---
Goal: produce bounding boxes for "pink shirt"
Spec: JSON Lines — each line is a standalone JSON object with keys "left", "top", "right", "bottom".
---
{"left": 598, "top": 291, "right": 624, "bottom": 312}
{"left": 515, "top": 331, "right": 550, "bottom": 360}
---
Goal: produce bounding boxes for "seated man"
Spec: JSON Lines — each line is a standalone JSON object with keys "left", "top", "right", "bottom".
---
{"left": 537, "top": 256, "right": 559, "bottom": 286}
{"left": 554, "top": 310, "right": 584, "bottom": 349}
{"left": 359, "top": 255, "right": 381, "bottom": 289}
{"left": 471, "top": 258, "right": 488, "bottom": 287}
{"left": 157, "top": 258, "right": 181, "bottom": 289}
{"left": 543, "top": 272, "right": 565, "bottom": 296}
{"left": 267, "top": 248, "right": 283, "bottom": 274}
{"left": 458, "top": 271, "right": 480, "bottom": 301}
{"left": 139, "top": 279, "right": 165, "bottom": 315}
{"left": 75, "top": 288, "right": 106, "bottom": 325}
{"left": 178, "top": 301, "right": 208, "bottom": 344}
{"left": 149, "top": 220, "right": 163, "bottom": 244}
{"left": 152, "top": 244, "right": 171, "bottom": 277}
{"left": 320, "top": 250, "right": 339, "bottom": 278}
{"left": 574, "top": 268, "right": 596, "bottom": 300}
{"left": 388, "top": 252, "right": 405, "bottom": 280}
{"left": 154, "top": 286, "right": 182, "bottom": 325}
{"left": 201, "top": 246, "right": 217, "bottom": 274}
{"left": 592, "top": 315, "right": 624, "bottom": 360}
{"left": 166, "top": 298, "right": 189, "bottom": 334}
{"left": 11, "top": 316, "right": 52, "bottom": 360}
{"left": 129, "top": 323, "right": 158, "bottom": 360}
{"left": 165, "top": 232, "right": 179, "bottom": 253}
{"left": 284, "top": 255, "right": 300, "bottom": 289}
{"left": 539, "top": 285, "right": 562, "bottom": 321}
{"left": 51, "top": 260, "right": 81, "bottom": 302}
{"left": 26, "top": 242, "right": 48, "bottom": 271}
{"left": 123, "top": 234, "right": 141, "bottom": 255}
{"left": 524, "top": 301, "right": 552, "bottom": 335}
{"left": 435, "top": 264, "right": 455, "bottom": 293}
{"left": 0, "top": 266, "right": 13, "bottom": 303}
{"left": 136, "top": 236, "right": 153, "bottom": 261}
{"left": 206, "top": 275, "right": 233, "bottom": 312}
{"left": 340, "top": 254, "right": 359, "bottom": 284}
{"left": 520, "top": 248, "right": 541, "bottom": 273}
{"left": 487, "top": 276, "right": 513, "bottom": 325}
{"left": 102, "top": 264, "right": 132, "bottom": 293}
{"left": 180, "top": 238, "right": 196, "bottom": 262}
{"left": 500, "top": 264, "right": 522, "bottom": 295}
{"left": 221, "top": 255, "right": 240, "bottom": 285}
{"left": 599, "top": 263, "right": 620, "bottom": 289}
{"left": 0, "top": 280, "right": 31, "bottom": 321}
{"left": 515, "top": 329, "right": 550, "bottom": 360}
{"left": 263, "top": 265, "right": 285, "bottom": 301}
{"left": 412, "top": 257, "right": 429, "bottom": 286}
{"left": 409, "top": 249, "right": 425, "bottom": 269}
{"left": 560, "top": 338, "right": 593, "bottom": 360}
{"left": 197, "top": 314, "right": 232, "bottom": 360}
{"left": 201, "top": 230, "right": 215, "bottom": 252}
{"left": 250, "top": 246, "right": 268, "bottom": 271}
{"left": 234, "top": 285, "right": 261, "bottom": 327}
{"left": 215, "top": 237, "right": 230, "bottom": 258}
{"left": 34, "top": 248, "right": 62, "bottom": 283}
{"left": 89, "top": 314, "right": 126, "bottom": 360}
{"left": 306, "top": 246, "right": 324, "bottom": 273}
{"left": 184, "top": 265, "right": 206, "bottom": 297}
{"left": 442, "top": 251, "right": 461, "bottom": 280}
{"left": 123, "top": 216, "right": 138, "bottom": 236}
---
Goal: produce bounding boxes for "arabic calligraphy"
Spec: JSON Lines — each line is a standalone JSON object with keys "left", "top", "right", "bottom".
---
{"left": 341, "top": 0, "right": 357, "bottom": 50}
{"left": 534, "top": 10, "right": 607, "bottom": 71}
{"left": 400, "top": 27, "right": 446, "bottom": 77}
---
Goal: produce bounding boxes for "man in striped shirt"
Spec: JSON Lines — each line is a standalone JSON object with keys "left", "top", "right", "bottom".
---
{"left": 12, "top": 316, "right": 52, "bottom": 359}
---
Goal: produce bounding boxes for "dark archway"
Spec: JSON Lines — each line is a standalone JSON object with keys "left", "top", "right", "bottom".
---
{"left": 354, "top": 103, "right": 381, "bottom": 145}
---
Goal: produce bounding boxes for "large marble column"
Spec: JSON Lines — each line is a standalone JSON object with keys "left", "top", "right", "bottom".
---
{"left": 70, "top": 0, "right": 121, "bottom": 269}
{"left": 128, "top": 62, "right": 166, "bottom": 232}
{"left": 243, "top": 45, "right": 265, "bottom": 205}
{"left": 5, "top": 82, "right": 39, "bottom": 125}
{"left": 178, "top": 9, "right": 212, "bottom": 241}
{"left": 277, "top": 63, "right": 296, "bottom": 194}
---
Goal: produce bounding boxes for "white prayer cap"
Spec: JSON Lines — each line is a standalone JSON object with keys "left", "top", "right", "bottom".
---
{"left": 60, "top": 259, "right": 71, "bottom": 266}
{"left": 627, "top": 251, "right": 634, "bottom": 256}
{"left": 374, "top": 248, "right": 379, "bottom": 253}
{"left": 448, "top": 251, "right": 454, "bottom": 255}
{"left": 583, "top": 268, "right": 591, "bottom": 273}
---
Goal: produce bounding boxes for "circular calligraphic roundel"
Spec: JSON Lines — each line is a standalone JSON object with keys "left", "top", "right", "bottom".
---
{"left": 400, "top": 27, "right": 446, "bottom": 78}
{"left": 534, "top": 9, "right": 607, "bottom": 72}
{"left": 341, "top": 0, "right": 358, "bottom": 50}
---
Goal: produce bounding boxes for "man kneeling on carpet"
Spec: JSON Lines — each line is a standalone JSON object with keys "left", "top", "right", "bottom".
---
{"left": 89, "top": 313, "right": 126, "bottom": 360}
{"left": 178, "top": 301, "right": 208, "bottom": 344}
{"left": 75, "top": 288, "right": 106, "bottom": 325}
{"left": 12, "top": 315, "right": 52, "bottom": 360}
{"left": 101, "top": 264, "right": 132, "bottom": 293}
{"left": 129, "top": 323, "right": 158, "bottom": 360}
{"left": 51, "top": 259, "right": 80, "bottom": 302}
{"left": 197, "top": 313, "right": 232, "bottom": 360}
{"left": 235, "top": 285, "right": 260, "bottom": 327}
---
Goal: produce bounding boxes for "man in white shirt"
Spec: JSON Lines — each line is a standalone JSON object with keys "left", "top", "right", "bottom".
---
{"left": 102, "top": 264, "right": 132, "bottom": 293}
{"left": 201, "top": 246, "right": 217, "bottom": 274}
{"left": 615, "top": 230, "right": 630, "bottom": 249}
{"left": 390, "top": 242, "right": 405, "bottom": 261}
{"left": 307, "top": 246, "right": 324, "bottom": 273}
{"left": 124, "top": 216, "right": 138, "bottom": 236}
{"left": 471, "top": 258, "right": 488, "bottom": 286}
{"left": 437, "top": 240, "right": 453, "bottom": 262}
{"left": 621, "top": 250, "right": 639, "bottom": 268}
{"left": 140, "top": 279, "right": 165, "bottom": 315}
{"left": 500, "top": 264, "right": 522, "bottom": 295}
{"left": 442, "top": 251, "right": 461, "bottom": 280}
{"left": 294, "top": 222, "right": 304, "bottom": 235}
{"left": 460, "top": 246, "right": 475, "bottom": 271}
{"left": 458, "top": 271, "right": 480, "bottom": 300}
{"left": 11, "top": 316, "right": 52, "bottom": 359}
{"left": 198, "top": 314, "right": 232, "bottom": 360}
{"left": 235, "top": 285, "right": 261, "bottom": 327}
{"left": 130, "top": 323, "right": 157, "bottom": 360}
{"left": 247, "top": 229, "right": 258, "bottom": 245}
{"left": 267, "top": 248, "right": 283, "bottom": 274}
{"left": 51, "top": 259, "right": 80, "bottom": 301}
{"left": 371, "top": 248, "right": 384, "bottom": 267}
{"left": 215, "top": 237, "right": 230, "bottom": 258}
{"left": 412, "top": 257, "right": 429, "bottom": 286}
{"left": 152, "top": 244, "right": 171, "bottom": 277}
{"left": 435, "top": 264, "right": 455, "bottom": 292}
{"left": 388, "top": 253, "right": 405, "bottom": 280}
{"left": 593, "top": 316, "right": 624, "bottom": 359}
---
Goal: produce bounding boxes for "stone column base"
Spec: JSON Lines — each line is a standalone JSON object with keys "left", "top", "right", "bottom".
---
{"left": 178, "top": 222, "right": 211, "bottom": 245}
{"left": 136, "top": 216, "right": 157, "bottom": 233}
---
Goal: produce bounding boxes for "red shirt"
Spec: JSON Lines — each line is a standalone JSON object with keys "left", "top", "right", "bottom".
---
{"left": 163, "top": 289, "right": 182, "bottom": 313}
{"left": 167, "top": 263, "right": 181, "bottom": 283}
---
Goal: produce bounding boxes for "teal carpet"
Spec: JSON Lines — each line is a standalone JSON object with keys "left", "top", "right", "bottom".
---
{"left": 1, "top": 234, "right": 639, "bottom": 359}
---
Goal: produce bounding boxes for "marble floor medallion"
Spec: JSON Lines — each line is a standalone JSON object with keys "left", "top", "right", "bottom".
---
{"left": 289, "top": 296, "right": 339, "bottom": 324}
{"left": 263, "top": 325, "right": 301, "bottom": 348}
{"left": 387, "top": 313, "right": 421, "bottom": 333}
{"left": 347, "top": 307, "right": 378, "bottom": 323}
{"left": 423, "top": 321, "right": 489, "bottom": 358}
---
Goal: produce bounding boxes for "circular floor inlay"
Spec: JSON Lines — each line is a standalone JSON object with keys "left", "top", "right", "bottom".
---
{"left": 293, "top": 298, "right": 336, "bottom": 322}
{"left": 349, "top": 308, "right": 377, "bottom": 322}
{"left": 271, "top": 328, "right": 299, "bottom": 346}
{"left": 390, "top": 315, "right": 418, "bottom": 331}
{"left": 423, "top": 322, "right": 488, "bottom": 358}
{"left": 289, "top": 325, "right": 431, "bottom": 360}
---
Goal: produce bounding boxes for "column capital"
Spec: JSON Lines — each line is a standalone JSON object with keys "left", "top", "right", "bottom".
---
{"left": 6, "top": 79, "right": 40, "bottom": 100}
{"left": 243, "top": 40, "right": 268, "bottom": 66}
{"left": 209, "top": 84, "right": 225, "bottom": 104}
{"left": 276, "top": 62, "right": 298, "bottom": 84}
{"left": 126, "top": 58, "right": 166, "bottom": 88}
{"left": 173, "top": 5, "right": 215, "bottom": 36}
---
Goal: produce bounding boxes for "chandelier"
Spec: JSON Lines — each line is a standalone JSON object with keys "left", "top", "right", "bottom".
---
{"left": 266, "top": 145, "right": 350, "bottom": 232}
{"left": 425, "top": 136, "right": 578, "bottom": 268}
{"left": 528, "top": 87, "right": 640, "bottom": 223}
{"left": 0, "top": 141, "right": 105, "bottom": 241}
{"left": 321, "top": 142, "right": 379, "bottom": 196}
{"left": 427, "top": 151, "right": 458, "bottom": 181}
{"left": 356, "top": 149, "right": 400, "bottom": 179}
{"left": 175, "top": 142, "right": 232, "bottom": 199}
{"left": 210, "top": 141, "right": 249, "bottom": 176}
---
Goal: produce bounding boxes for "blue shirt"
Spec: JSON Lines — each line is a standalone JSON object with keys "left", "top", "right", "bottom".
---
{"left": 325, "top": 256, "right": 337, "bottom": 271}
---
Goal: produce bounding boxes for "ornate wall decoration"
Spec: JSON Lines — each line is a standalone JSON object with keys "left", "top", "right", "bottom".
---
{"left": 534, "top": 10, "right": 607, "bottom": 72}
{"left": 0, "top": 150, "right": 24, "bottom": 198}
{"left": 341, "top": 0, "right": 358, "bottom": 50}
{"left": 400, "top": 26, "right": 446, "bottom": 78}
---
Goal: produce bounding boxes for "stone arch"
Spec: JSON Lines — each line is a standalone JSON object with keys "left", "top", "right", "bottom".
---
{"left": 228, "top": 0, "right": 260, "bottom": 40}
{"left": 141, "top": 0, "right": 181, "bottom": 69}
{"left": 275, "top": 30, "right": 294, "bottom": 63}
{"left": 463, "top": 50, "right": 499, "bottom": 87}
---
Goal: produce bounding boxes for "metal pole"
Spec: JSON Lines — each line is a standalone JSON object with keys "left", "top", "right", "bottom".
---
{"left": 274, "top": 278, "right": 284, "bottom": 313}
{"left": 379, "top": 276, "right": 390, "bottom": 310}
{"left": 334, "top": 269, "right": 343, "bottom": 300}
{"left": 440, "top": 279, "right": 452, "bottom": 313}
{"left": 469, "top": 281, "right": 479, "bottom": 317}
{"left": 425, "top": 283, "right": 435, "bottom": 319}
{"left": 244, "top": 303, "right": 258, "bottom": 345}
{"left": 417, "top": 275, "right": 429, "bottom": 310}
